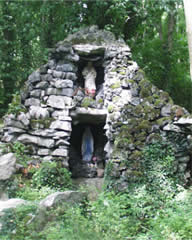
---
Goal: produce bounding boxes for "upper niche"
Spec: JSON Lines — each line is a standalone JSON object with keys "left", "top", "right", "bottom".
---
{"left": 74, "top": 44, "right": 105, "bottom": 90}
{"left": 77, "top": 59, "right": 104, "bottom": 90}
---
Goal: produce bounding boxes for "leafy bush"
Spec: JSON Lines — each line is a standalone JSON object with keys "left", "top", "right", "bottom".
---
{"left": 16, "top": 185, "right": 55, "bottom": 201}
{"left": 0, "top": 204, "right": 37, "bottom": 240}
{"left": 2, "top": 142, "right": 191, "bottom": 240}
{"left": 7, "top": 93, "right": 26, "bottom": 115}
{"left": 32, "top": 161, "right": 73, "bottom": 190}
{"left": 2, "top": 141, "right": 30, "bottom": 167}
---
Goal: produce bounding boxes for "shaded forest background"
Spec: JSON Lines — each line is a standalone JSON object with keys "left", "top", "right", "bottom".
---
{"left": 0, "top": 0, "right": 191, "bottom": 116}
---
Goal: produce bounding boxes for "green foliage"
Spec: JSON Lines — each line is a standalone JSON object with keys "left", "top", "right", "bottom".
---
{"left": 7, "top": 93, "right": 26, "bottom": 115}
{"left": 81, "top": 97, "right": 95, "bottom": 108}
{"left": 0, "top": 203, "right": 37, "bottom": 239}
{"left": 142, "top": 142, "right": 175, "bottom": 176}
{"left": 138, "top": 142, "right": 180, "bottom": 202}
{"left": 2, "top": 141, "right": 30, "bottom": 167}
{"left": 1, "top": 140, "right": 192, "bottom": 240}
{"left": 16, "top": 186, "right": 55, "bottom": 201}
{"left": 32, "top": 161, "right": 72, "bottom": 190}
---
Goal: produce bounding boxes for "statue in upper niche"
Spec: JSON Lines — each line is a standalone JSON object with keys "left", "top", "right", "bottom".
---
{"left": 82, "top": 61, "right": 97, "bottom": 97}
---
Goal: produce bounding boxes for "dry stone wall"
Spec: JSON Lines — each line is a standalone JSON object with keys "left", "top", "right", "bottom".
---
{"left": 1, "top": 26, "right": 192, "bottom": 186}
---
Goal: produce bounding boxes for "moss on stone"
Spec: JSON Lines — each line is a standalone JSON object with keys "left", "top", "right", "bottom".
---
{"left": 7, "top": 94, "right": 26, "bottom": 116}
{"left": 126, "top": 79, "right": 134, "bottom": 84}
{"left": 137, "top": 132, "right": 147, "bottom": 142}
{"left": 146, "top": 133, "right": 162, "bottom": 143}
{"left": 119, "top": 71, "right": 126, "bottom": 75}
{"left": 139, "top": 78, "right": 152, "bottom": 89}
{"left": 145, "top": 96, "right": 154, "bottom": 104}
{"left": 133, "top": 69, "right": 145, "bottom": 82}
{"left": 108, "top": 105, "right": 114, "bottom": 113}
{"left": 134, "top": 140, "right": 145, "bottom": 149}
{"left": 81, "top": 97, "right": 95, "bottom": 108}
{"left": 97, "top": 98, "right": 104, "bottom": 104}
{"left": 115, "top": 137, "right": 132, "bottom": 148}
{"left": 159, "top": 91, "right": 170, "bottom": 102}
{"left": 30, "top": 118, "right": 53, "bottom": 129}
{"left": 156, "top": 117, "right": 171, "bottom": 126}
{"left": 153, "top": 94, "right": 160, "bottom": 99}
{"left": 112, "top": 96, "right": 120, "bottom": 103}
{"left": 110, "top": 81, "right": 121, "bottom": 89}
{"left": 137, "top": 120, "right": 151, "bottom": 131}
{"left": 130, "top": 150, "right": 142, "bottom": 160}
{"left": 154, "top": 99, "right": 162, "bottom": 108}
{"left": 118, "top": 127, "right": 132, "bottom": 139}
{"left": 140, "top": 88, "right": 151, "bottom": 98}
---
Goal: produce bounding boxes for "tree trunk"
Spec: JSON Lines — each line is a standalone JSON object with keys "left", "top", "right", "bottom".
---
{"left": 0, "top": 1, "right": 17, "bottom": 110}
{"left": 183, "top": 0, "right": 192, "bottom": 81}
{"left": 167, "top": 12, "right": 175, "bottom": 52}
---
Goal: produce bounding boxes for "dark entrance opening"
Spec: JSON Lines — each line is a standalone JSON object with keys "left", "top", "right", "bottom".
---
{"left": 69, "top": 123, "right": 107, "bottom": 178}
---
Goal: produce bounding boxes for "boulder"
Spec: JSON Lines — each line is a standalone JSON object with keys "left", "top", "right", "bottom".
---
{"left": 0, "top": 198, "right": 26, "bottom": 217}
{"left": 39, "top": 191, "right": 86, "bottom": 210}
{"left": 0, "top": 153, "right": 16, "bottom": 200}
{"left": 32, "top": 191, "right": 86, "bottom": 231}
{"left": 0, "top": 153, "right": 16, "bottom": 181}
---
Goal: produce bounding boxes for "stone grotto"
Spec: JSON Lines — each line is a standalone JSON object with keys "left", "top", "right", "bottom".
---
{"left": 1, "top": 26, "right": 192, "bottom": 189}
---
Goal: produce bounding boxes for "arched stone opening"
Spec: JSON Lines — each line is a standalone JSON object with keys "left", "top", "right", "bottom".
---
{"left": 69, "top": 122, "right": 107, "bottom": 178}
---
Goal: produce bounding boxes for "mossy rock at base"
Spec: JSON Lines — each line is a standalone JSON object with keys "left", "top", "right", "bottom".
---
{"left": 110, "top": 81, "right": 121, "bottom": 89}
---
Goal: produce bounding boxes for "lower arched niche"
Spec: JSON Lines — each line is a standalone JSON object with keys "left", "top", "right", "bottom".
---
{"left": 69, "top": 123, "right": 107, "bottom": 178}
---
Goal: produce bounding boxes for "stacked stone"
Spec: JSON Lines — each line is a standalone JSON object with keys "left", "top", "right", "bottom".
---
{"left": 103, "top": 44, "right": 192, "bottom": 188}
{"left": 2, "top": 43, "right": 81, "bottom": 167}
{"left": 0, "top": 26, "right": 118, "bottom": 167}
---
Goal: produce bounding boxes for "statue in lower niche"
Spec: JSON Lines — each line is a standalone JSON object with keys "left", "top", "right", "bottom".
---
{"left": 82, "top": 61, "right": 97, "bottom": 98}
{"left": 81, "top": 127, "right": 94, "bottom": 163}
